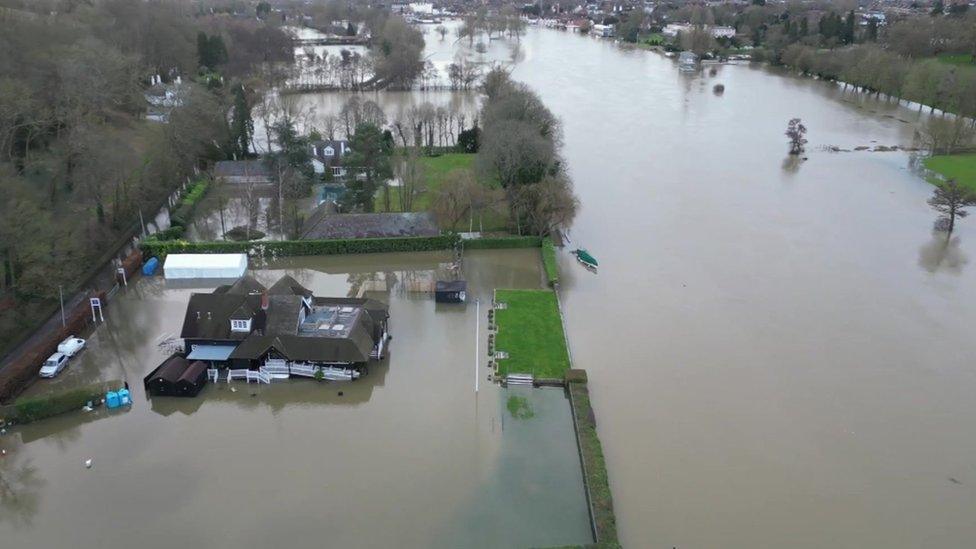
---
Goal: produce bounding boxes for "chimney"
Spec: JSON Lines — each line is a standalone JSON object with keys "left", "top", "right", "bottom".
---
{"left": 261, "top": 291, "right": 269, "bottom": 311}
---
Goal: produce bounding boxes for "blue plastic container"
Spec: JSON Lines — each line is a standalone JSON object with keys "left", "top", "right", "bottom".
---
{"left": 117, "top": 388, "right": 131, "bottom": 406}
{"left": 105, "top": 391, "right": 120, "bottom": 409}
{"left": 142, "top": 257, "right": 159, "bottom": 276}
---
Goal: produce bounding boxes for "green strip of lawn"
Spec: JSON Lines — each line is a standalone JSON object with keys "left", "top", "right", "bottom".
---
{"left": 379, "top": 153, "right": 510, "bottom": 232}
{"left": 494, "top": 289, "right": 570, "bottom": 379}
{"left": 924, "top": 154, "right": 976, "bottom": 194}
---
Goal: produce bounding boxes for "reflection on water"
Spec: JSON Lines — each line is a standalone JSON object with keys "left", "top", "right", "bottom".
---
{"left": 781, "top": 154, "right": 803, "bottom": 174}
{"left": 918, "top": 232, "right": 968, "bottom": 274}
{"left": 0, "top": 445, "right": 44, "bottom": 528}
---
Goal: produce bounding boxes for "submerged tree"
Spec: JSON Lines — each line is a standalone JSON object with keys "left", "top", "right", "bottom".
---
{"left": 928, "top": 179, "right": 976, "bottom": 234}
{"left": 786, "top": 118, "right": 807, "bottom": 155}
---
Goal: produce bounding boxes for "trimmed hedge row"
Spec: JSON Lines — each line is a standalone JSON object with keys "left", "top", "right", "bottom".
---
{"left": 542, "top": 237, "right": 559, "bottom": 287}
{"left": 141, "top": 234, "right": 461, "bottom": 259}
{"left": 169, "top": 178, "right": 210, "bottom": 228}
{"left": 462, "top": 235, "right": 542, "bottom": 249}
{"left": 10, "top": 379, "right": 121, "bottom": 424}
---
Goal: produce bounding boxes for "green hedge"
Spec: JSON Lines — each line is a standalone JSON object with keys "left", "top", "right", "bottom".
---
{"left": 463, "top": 235, "right": 542, "bottom": 249}
{"left": 12, "top": 380, "right": 121, "bottom": 423}
{"left": 169, "top": 178, "right": 210, "bottom": 228}
{"left": 542, "top": 237, "right": 559, "bottom": 287}
{"left": 141, "top": 234, "right": 461, "bottom": 259}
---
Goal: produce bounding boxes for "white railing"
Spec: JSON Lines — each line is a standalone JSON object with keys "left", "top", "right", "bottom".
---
{"left": 207, "top": 368, "right": 219, "bottom": 383}
{"left": 227, "top": 369, "right": 250, "bottom": 382}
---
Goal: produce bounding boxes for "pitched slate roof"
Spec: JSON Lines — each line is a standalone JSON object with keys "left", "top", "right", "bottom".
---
{"left": 214, "top": 160, "right": 273, "bottom": 178}
{"left": 302, "top": 210, "right": 440, "bottom": 240}
{"left": 180, "top": 275, "right": 390, "bottom": 364}
{"left": 268, "top": 274, "right": 313, "bottom": 298}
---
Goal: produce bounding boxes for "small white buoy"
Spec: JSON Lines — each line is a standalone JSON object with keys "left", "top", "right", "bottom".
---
{"left": 85, "top": 458, "right": 93, "bottom": 469}
{"left": 2, "top": 449, "right": 7, "bottom": 456}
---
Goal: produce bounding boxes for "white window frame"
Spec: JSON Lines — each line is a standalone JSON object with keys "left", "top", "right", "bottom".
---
{"left": 230, "top": 319, "right": 251, "bottom": 332}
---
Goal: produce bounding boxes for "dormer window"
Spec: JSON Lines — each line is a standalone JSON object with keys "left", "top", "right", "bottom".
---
{"left": 323, "top": 146, "right": 335, "bottom": 157}
{"left": 231, "top": 319, "right": 251, "bottom": 332}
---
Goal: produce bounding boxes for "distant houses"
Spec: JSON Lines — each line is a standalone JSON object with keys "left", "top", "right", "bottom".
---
{"left": 311, "top": 139, "right": 352, "bottom": 179}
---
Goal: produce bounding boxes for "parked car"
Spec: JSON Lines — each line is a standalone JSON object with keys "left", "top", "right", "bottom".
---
{"left": 57, "top": 336, "right": 86, "bottom": 357}
{"left": 39, "top": 352, "right": 70, "bottom": 378}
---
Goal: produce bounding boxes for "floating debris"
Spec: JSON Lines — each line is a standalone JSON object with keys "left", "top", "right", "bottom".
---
{"left": 85, "top": 458, "right": 93, "bottom": 469}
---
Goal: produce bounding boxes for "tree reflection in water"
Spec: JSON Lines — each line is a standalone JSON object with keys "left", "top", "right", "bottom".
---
{"left": 918, "top": 232, "right": 968, "bottom": 274}
{"left": 0, "top": 449, "right": 44, "bottom": 528}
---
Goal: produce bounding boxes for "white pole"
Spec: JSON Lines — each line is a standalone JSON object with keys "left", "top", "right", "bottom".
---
{"left": 59, "top": 285, "right": 66, "bottom": 328}
{"left": 475, "top": 298, "right": 480, "bottom": 393}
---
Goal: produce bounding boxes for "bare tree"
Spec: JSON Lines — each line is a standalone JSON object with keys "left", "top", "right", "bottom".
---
{"left": 398, "top": 149, "right": 426, "bottom": 212}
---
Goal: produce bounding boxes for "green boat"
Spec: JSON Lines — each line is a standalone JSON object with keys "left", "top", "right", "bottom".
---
{"left": 572, "top": 249, "right": 598, "bottom": 270}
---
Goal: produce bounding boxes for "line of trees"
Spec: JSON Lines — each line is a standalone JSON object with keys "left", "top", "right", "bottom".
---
{"left": 475, "top": 69, "right": 578, "bottom": 236}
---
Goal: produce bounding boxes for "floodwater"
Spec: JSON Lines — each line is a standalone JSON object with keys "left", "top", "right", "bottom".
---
{"left": 7, "top": 24, "right": 976, "bottom": 548}
{"left": 1, "top": 250, "right": 591, "bottom": 548}
{"left": 506, "top": 31, "right": 976, "bottom": 548}
{"left": 291, "top": 23, "right": 976, "bottom": 547}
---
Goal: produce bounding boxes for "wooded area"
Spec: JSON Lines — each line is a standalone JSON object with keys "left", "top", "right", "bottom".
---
{"left": 0, "top": 0, "right": 292, "bottom": 357}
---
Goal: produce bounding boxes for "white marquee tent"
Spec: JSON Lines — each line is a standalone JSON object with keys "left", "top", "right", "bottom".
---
{"left": 163, "top": 254, "right": 248, "bottom": 279}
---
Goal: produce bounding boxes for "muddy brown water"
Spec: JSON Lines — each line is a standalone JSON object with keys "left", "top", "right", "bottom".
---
{"left": 289, "top": 24, "right": 976, "bottom": 547}
{"left": 1, "top": 250, "right": 591, "bottom": 548}
{"left": 6, "top": 24, "right": 976, "bottom": 548}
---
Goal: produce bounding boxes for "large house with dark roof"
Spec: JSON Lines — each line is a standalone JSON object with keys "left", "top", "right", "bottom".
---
{"left": 180, "top": 275, "right": 389, "bottom": 372}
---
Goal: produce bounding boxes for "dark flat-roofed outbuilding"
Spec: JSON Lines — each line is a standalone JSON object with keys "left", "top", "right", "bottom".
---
{"left": 214, "top": 160, "right": 273, "bottom": 185}
{"left": 302, "top": 210, "right": 440, "bottom": 240}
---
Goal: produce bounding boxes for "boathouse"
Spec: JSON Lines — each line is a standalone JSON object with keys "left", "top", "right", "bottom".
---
{"left": 179, "top": 275, "right": 390, "bottom": 373}
{"left": 144, "top": 355, "right": 190, "bottom": 396}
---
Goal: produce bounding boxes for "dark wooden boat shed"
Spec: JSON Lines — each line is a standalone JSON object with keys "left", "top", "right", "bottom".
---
{"left": 176, "top": 360, "right": 209, "bottom": 397}
{"left": 143, "top": 354, "right": 190, "bottom": 396}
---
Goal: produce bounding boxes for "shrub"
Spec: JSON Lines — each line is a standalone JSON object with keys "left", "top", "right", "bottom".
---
{"left": 463, "top": 236, "right": 542, "bottom": 250}
{"left": 541, "top": 237, "right": 559, "bottom": 286}
{"left": 147, "top": 226, "right": 185, "bottom": 242}
{"left": 224, "top": 226, "right": 266, "bottom": 241}
{"left": 12, "top": 380, "right": 121, "bottom": 423}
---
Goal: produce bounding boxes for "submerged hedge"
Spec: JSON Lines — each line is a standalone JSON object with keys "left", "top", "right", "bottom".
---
{"left": 568, "top": 375, "right": 619, "bottom": 547}
{"left": 11, "top": 380, "right": 121, "bottom": 424}
{"left": 542, "top": 237, "right": 559, "bottom": 287}
{"left": 141, "top": 234, "right": 461, "bottom": 259}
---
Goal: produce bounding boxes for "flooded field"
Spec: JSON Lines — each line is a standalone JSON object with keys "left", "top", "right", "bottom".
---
{"left": 1, "top": 250, "right": 591, "bottom": 548}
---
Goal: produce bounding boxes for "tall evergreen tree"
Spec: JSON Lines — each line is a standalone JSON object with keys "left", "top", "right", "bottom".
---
{"left": 229, "top": 84, "right": 254, "bottom": 157}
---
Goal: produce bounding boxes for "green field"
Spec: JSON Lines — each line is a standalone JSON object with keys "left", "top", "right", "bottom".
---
{"left": 924, "top": 154, "right": 976, "bottom": 193}
{"left": 493, "top": 289, "right": 571, "bottom": 379}
{"left": 379, "top": 153, "right": 510, "bottom": 232}
{"left": 937, "top": 53, "right": 976, "bottom": 67}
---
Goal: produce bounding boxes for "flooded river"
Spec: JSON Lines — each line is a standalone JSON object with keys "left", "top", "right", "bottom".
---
{"left": 4, "top": 24, "right": 976, "bottom": 548}
{"left": 509, "top": 30, "right": 976, "bottom": 548}
{"left": 290, "top": 21, "right": 976, "bottom": 548}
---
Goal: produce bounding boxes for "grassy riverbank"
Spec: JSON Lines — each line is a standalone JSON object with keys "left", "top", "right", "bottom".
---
{"left": 924, "top": 154, "right": 976, "bottom": 193}
{"left": 493, "top": 289, "right": 570, "bottom": 379}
